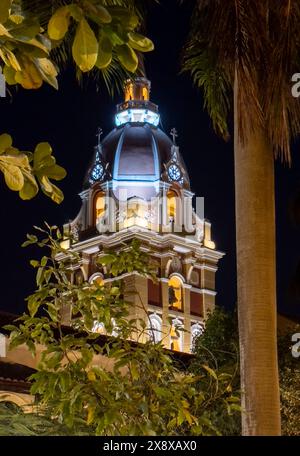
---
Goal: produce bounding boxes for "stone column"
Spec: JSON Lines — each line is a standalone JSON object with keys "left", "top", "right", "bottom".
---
{"left": 161, "top": 278, "right": 170, "bottom": 349}
{"left": 183, "top": 284, "right": 191, "bottom": 353}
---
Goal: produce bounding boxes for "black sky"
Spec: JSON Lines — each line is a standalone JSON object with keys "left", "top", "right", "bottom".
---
{"left": 1, "top": 0, "right": 300, "bottom": 317}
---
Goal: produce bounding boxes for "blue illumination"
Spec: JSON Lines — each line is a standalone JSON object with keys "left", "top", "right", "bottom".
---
{"left": 168, "top": 164, "right": 181, "bottom": 181}
{"left": 90, "top": 163, "right": 104, "bottom": 182}
{"left": 115, "top": 109, "right": 160, "bottom": 127}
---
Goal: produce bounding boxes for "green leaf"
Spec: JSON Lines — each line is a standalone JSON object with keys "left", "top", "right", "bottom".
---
{"left": 3, "top": 65, "right": 16, "bottom": 85}
{"left": 0, "top": 153, "right": 29, "bottom": 167}
{"left": 28, "top": 298, "right": 40, "bottom": 317}
{"left": 40, "top": 179, "right": 64, "bottom": 204}
{"left": 0, "top": 0, "right": 12, "bottom": 23}
{"left": 19, "top": 172, "right": 39, "bottom": 200}
{"left": 0, "top": 134, "right": 12, "bottom": 153}
{"left": 33, "top": 142, "right": 52, "bottom": 168}
{"left": 94, "top": 5, "right": 111, "bottom": 24}
{"left": 109, "top": 8, "right": 139, "bottom": 30}
{"left": 72, "top": 19, "right": 98, "bottom": 72}
{"left": 128, "top": 32, "right": 154, "bottom": 52}
{"left": 202, "top": 364, "right": 218, "bottom": 380}
{"left": 36, "top": 266, "right": 44, "bottom": 286}
{"left": 68, "top": 4, "right": 83, "bottom": 22}
{"left": 9, "top": 14, "right": 24, "bottom": 25}
{"left": 40, "top": 164, "right": 66, "bottom": 180}
{"left": 0, "top": 23, "right": 12, "bottom": 38}
{"left": 116, "top": 44, "right": 138, "bottom": 73}
{"left": 98, "top": 254, "right": 116, "bottom": 265}
{"left": 30, "top": 260, "right": 39, "bottom": 268}
{"left": 48, "top": 6, "right": 70, "bottom": 41}
{"left": 34, "top": 58, "right": 58, "bottom": 90}
{"left": 0, "top": 163, "right": 24, "bottom": 191}
{"left": 95, "top": 34, "right": 112, "bottom": 69}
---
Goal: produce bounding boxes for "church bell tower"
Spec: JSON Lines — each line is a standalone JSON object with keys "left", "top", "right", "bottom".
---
{"left": 62, "top": 78, "right": 224, "bottom": 353}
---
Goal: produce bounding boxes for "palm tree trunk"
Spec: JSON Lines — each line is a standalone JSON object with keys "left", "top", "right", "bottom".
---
{"left": 234, "top": 77, "right": 281, "bottom": 435}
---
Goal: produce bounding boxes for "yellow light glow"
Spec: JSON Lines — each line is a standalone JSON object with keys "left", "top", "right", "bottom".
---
{"left": 168, "top": 276, "right": 183, "bottom": 310}
{"left": 60, "top": 239, "right": 70, "bottom": 250}
{"left": 167, "top": 190, "right": 177, "bottom": 219}
{"left": 142, "top": 87, "right": 149, "bottom": 100}
{"left": 95, "top": 193, "right": 105, "bottom": 223}
{"left": 125, "top": 83, "right": 134, "bottom": 101}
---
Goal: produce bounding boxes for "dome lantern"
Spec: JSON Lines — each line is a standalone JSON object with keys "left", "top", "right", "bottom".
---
{"left": 115, "top": 77, "right": 160, "bottom": 127}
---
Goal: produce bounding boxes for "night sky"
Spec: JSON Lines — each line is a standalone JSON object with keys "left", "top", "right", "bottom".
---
{"left": 1, "top": 0, "right": 300, "bottom": 317}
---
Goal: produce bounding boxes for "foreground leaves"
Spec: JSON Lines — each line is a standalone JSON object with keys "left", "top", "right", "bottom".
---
{"left": 0, "top": 1, "right": 154, "bottom": 92}
{"left": 0, "top": 134, "right": 66, "bottom": 203}
{"left": 5, "top": 227, "right": 239, "bottom": 436}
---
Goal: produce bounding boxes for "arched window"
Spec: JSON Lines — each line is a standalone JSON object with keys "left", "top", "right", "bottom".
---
{"left": 190, "top": 322, "right": 204, "bottom": 351}
{"left": 94, "top": 192, "right": 106, "bottom": 224}
{"left": 170, "top": 318, "right": 183, "bottom": 352}
{"left": 89, "top": 273, "right": 104, "bottom": 286}
{"left": 125, "top": 83, "right": 134, "bottom": 101}
{"left": 142, "top": 86, "right": 149, "bottom": 101}
{"left": 168, "top": 276, "right": 183, "bottom": 310}
{"left": 167, "top": 190, "right": 177, "bottom": 220}
{"left": 149, "top": 313, "right": 162, "bottom": 343}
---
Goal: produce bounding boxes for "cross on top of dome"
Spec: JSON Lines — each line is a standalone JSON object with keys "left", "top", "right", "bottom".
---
{"left": 96, "top": 127, "right": 103, "bottom": 146}
{"left": 170, "top": 128, "right": 178, "bottom": 145}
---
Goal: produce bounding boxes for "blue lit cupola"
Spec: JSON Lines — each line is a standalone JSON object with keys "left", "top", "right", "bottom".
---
{"left": 61, "top": 78, "right": 223, "bottom": 357}
{"left": 84, "top": 77, "right": 190, "bottom": 201}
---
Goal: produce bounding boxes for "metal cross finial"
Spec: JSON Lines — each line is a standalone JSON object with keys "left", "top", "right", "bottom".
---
{"left": 96, "top": 127, "right": 103, "bottom": 145}
{"left": 170, "top": 128, "right": 178, "bottom": 145}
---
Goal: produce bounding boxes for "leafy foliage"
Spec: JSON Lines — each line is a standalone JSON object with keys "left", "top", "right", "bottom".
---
{"left": 0, "top": 401, "right": 91, "bottom": 435}
{"left": 0, "top": 0, "right": 154, "bottom": 90}
{"left": 191, "top": 307, "right": 241, "bottom": 436}
{"left": 5, "top": 225, "right": 238, "bottom": 436}
{"left": 277, "top": 329, "right": 300, "bottom": 435}
{"left": 192, "top": 307, "right": 300, "bottom": 436}
{"left": 0, "top": 134, "right": 66, "bottom": 202}
{"left": 0, "top": 1, "right": 154, "bottom": 201}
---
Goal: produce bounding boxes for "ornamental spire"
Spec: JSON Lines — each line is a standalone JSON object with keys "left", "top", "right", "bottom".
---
{"left": 170, "top": 128, "right": 178, "bottom": 145}
{"left": 96, "top": 127, "right": 103, "bottom": 147}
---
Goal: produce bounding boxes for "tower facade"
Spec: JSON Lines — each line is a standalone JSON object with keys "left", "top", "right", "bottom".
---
{"left": 62, "top": 78, "right": 224, "bottom": 353}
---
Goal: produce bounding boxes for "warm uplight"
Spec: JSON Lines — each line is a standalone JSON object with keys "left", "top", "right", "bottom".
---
{"left": 170, "top": 325, "right": 181, "bottom": 351}
{"left": 167, "top": 190, "right": 177, "bottom": 219}
{"left": 60, "top": 239, "right": 70, "bottom": 250}
{"left": 95, "top": 192, "right": 106, "bottom": 223}
{"left": 168, "top": 276, "right": 183, "bottom": 310}
{"left": 124, "top": 78, "right": 150, "bottom": 102}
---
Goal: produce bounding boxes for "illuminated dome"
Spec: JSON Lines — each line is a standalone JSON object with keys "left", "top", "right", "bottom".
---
{"left": 84, "top": 78, "right": 190, "bottom": 200}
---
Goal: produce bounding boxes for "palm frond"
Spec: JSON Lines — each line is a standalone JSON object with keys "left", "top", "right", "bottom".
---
{"left": 182, "top": 0, "right": 300, "bottom": 163}
{"left": 182, "top": 40, "right": 231, "bottom": 140}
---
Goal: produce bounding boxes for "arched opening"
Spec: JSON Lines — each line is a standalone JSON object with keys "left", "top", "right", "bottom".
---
{"left": 124, "top": 82, "right": 134, "bottom": 101}
{"left": 142, "top": 86, "right": 149, "bottom": 101}
{"left": 170, "top": 318, "right": 183, "bottom": 352}
{"left": 94, "top": 192, "right": 106, "bottom": 224}
{"left": 190, "top": 322, "right": 204, "bottom": 351}
{"left": 89, "top": 273, "right": 104, "bottom": 286}
{"left": 167, "top": 190, "right": 177, "bottom": 220}
{"left": 168, "top": 276, "right": 183, "bottom": 311}
{"left": 149, "top": 313, "right": 162, "bottom": 343}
